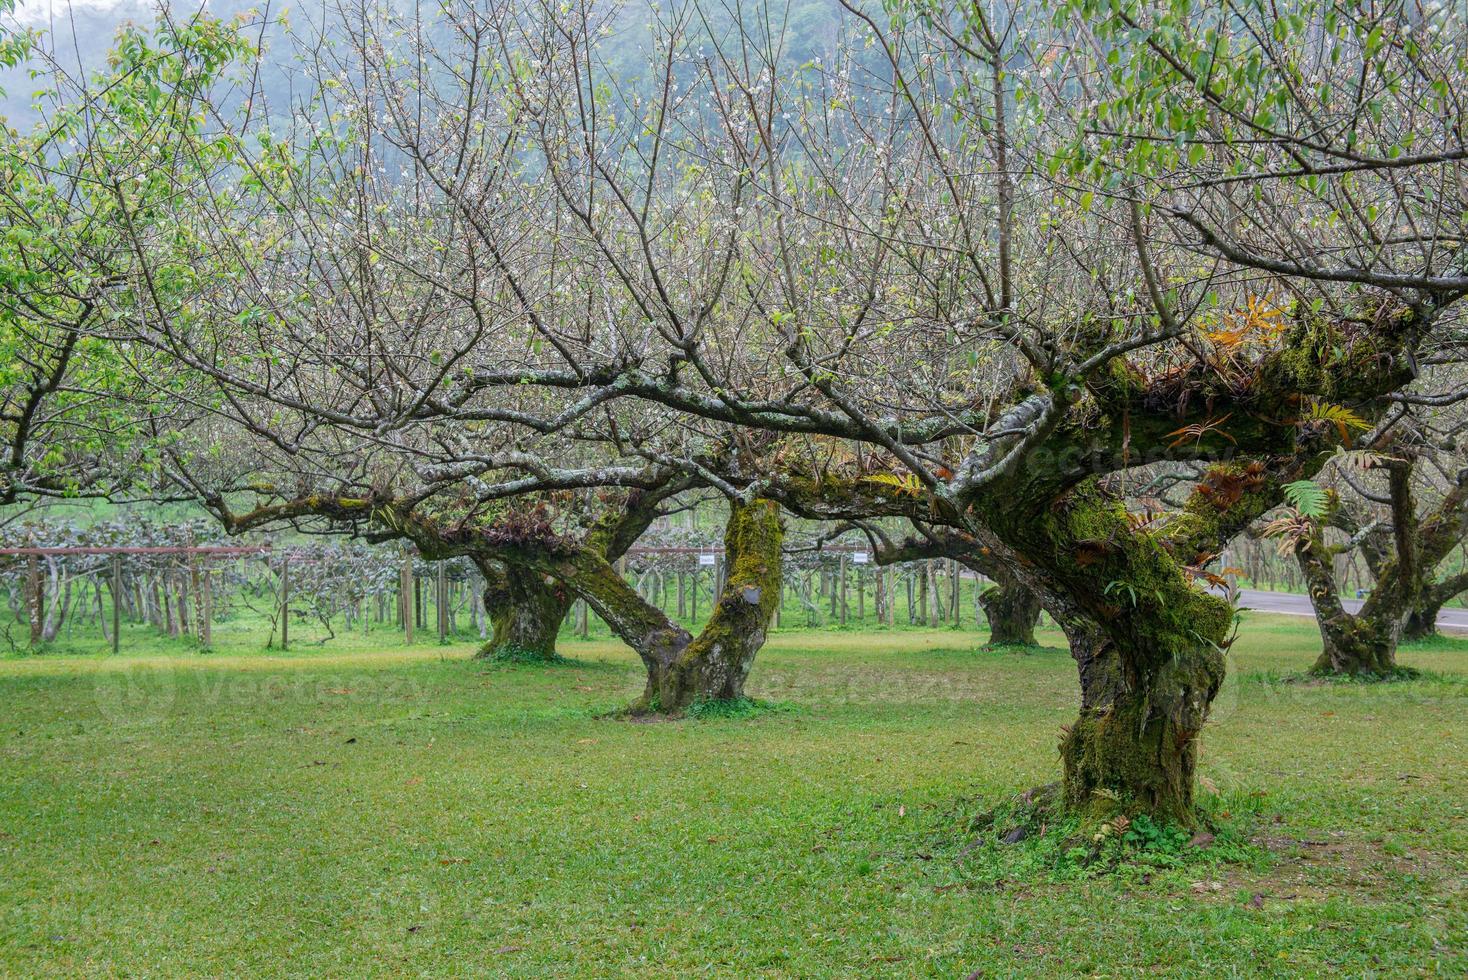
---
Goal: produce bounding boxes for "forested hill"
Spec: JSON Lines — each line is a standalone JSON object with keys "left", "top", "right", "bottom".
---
{"left": 1, "top": 0, "right": 845, "bottom": 129}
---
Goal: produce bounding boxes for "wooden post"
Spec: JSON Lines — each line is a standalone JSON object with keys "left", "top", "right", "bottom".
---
{"left": 27, "top": 555, "right": 43, "bottom": 647}
{"left": 839, "top": 556, "right": 849, "bottom": 626}
{"left": 402, "top": 553, "right": 415, "bottom": 644}
{"left": 188, "top": 534, "right": 203, "bottom": 643}
{"left": 162, "top": 572, "right": 175, "bottom": 636}
{"left": 173, "top": 563, "right": 190, "bottom": 636}
{"left": 888, "top": 570, "right": 897, "bottom": 626}
{"left": 437, "top": 562, "right": 447, "bottom": 644}
{"left": 950, "top": 559, "right": 961, "bottom": 628}
{"left": 928, "top": 560, "right": 941, "bottom": 624}
{"left": 111, "top": 557, "right": 121, "bottom": 654}
{"left": 279, "top": 557, "right": 290, "bottom": 650}
{"left": 201, "top": 563, "right": 212, "bottom": 649}
{"left": 857, "top": 567, "right": 865, "bottom": 622}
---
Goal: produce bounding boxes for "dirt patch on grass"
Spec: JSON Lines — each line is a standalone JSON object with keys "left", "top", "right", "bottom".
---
{"left": 1182, "top": 829, "right": 1464, "bottom": 907}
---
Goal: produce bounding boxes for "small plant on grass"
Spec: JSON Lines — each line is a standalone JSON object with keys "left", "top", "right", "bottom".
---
{"left": 944, "top": 786, "right": 1262, "bottom": 884}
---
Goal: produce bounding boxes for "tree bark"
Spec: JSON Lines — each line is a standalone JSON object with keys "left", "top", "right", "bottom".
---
{"left": 1054, "top": 616, "right": 1217, "bottom": 826}
{"left": 983, "top": 480, "right": 1230, "bottom": 826}
{"left": 632, "top": 498, "right": 783, "bottom": 712}
{"left": 1402, "top": 602, "right": 1442, "bottom": 641}
{"left": 1293, "top": 498, "right": 1408, "bottom": 677}
{"left": 1402, "top": 571, "right": 1468, "bottom": 641}
{"left": 1299, "top": 545, "right": 1402, "bottom": 675}
{"left": 978, "top": 576, "right": 1042, "bottom": 646}
{"left": 473, "top": 561, "right": 572, "bottom": 662}
{"left": 531, "top": 498, "right": 784, "bottom": 715}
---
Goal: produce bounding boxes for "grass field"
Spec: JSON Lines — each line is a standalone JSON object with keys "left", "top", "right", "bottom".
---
{"left": 1, "top": 615, "right": 1464, "bottom": 977}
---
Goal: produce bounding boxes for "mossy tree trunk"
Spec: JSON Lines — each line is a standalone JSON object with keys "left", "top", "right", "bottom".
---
{"left": 534, "top": 498, "right": 784, "bottom": 715}
{"left": 1296, "top": 458, "right": 1468, "bottom": 669}
{"left": 436, "top": 483, "right": 689, "bottom": 664}
{"left": 1296, "top": 535, "right": 1402, "bottom": 674}
{"left": 978, "top": 575, "right": 1041, "bottom": 646}
{"left": 1050, "top": 611, "right": 1223, "bottom": 826}
{"left": 854, "top": 524, "right": 1048, "bottom": 649}
{"left": 1401, "top": 572, "right": 1468, "bottom": 640}
{"left": 473, "top": 560, "right": 572, "bottom": 662}
{"left": 631, "top": 498, "right": 784, "bottom": 713}
{"left": 1292, "top": 466, "right": 1422, "bottom": 677}
{"left": 1401, "top": 604, "right": 1440, "bottom": 641}
{"left": 984, "top": 480, "right": 1232, "bottom": 826}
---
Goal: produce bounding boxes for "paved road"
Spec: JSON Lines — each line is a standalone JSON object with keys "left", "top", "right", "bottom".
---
{"left": 1235, "top": 588, "right": 1468, "bottom": 633}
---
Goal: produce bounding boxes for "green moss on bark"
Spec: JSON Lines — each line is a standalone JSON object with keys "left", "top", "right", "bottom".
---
{"left": 628, "top": 498, "right": 785, "bottom": 715}
{"left": 472, "top": 564, "right": 572, "bottom": 664}
{"left": 979, "top": 581, "right": 1041, "bottom": 647}
{"left": 983, "top": 480, "right": 1230, "bottom": 826}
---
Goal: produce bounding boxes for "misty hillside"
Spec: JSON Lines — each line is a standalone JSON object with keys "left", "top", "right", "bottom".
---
{"left": 1, "top": 0, "right": 846, "bottom": 129}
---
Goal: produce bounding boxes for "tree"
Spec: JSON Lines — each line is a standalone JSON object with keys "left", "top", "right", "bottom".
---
{"left": 469, "top": 478, "right": 691, "bottom": 663}
{"left": 105, "top": 0, "right": 1468, "bottom": 823}
{"left": 1272, "top": 448, "right": 1468, "bottom": 675}
{"left": 823, "top": 520, "right": 1045, "bottom": 646}
{"left": 195, "top": 481, "right": 783, "bottom": 714}
{"left": 0, "top": 9, "right": 252, "bottom": 508}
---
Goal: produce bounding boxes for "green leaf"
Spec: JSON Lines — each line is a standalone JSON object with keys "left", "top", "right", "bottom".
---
{"left": 1283, "top": 480, "right": 1329, "bottom": 519}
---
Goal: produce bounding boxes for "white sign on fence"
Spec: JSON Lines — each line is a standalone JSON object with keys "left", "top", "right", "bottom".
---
{"left": 852, "top": 552, "right": 869, "bottom": 565}
{"left": 698, "top": 554, "right": 717, "bottom": 566}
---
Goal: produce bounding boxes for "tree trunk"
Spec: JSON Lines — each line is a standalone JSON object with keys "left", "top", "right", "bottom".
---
{"left": 1310, "top": 616, "right": 1399, "bottom": 675}
{"left": 1402, "top": 572, "right": 1468, "bottom": 641}
{"left": 1401, "top": 602, "right": 1441, "bottom": 641}
{"left": 1295, "top": 534, "right": 1404, "bottom": 676}
{"left": 474, "top": 562, "right": 572, "bottom": 663}
{"left": 984, "top": 481, "right": 1230, "bottom": 826}
{"left": 978, "top": 578, "right": 1042, "bottom": 647}
{"left": 1055, "top": 618, "right": 1219, "bottom": 826}
{"left": 534, "top": 499, "right": 784, "bottom": 715}
{"left": 631, "top": 499, "right": 783, "bottom": 713}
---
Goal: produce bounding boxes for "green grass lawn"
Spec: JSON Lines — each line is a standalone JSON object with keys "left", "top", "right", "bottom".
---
{"left": 0, "top": 615, "right": 1463, "bottom": 977}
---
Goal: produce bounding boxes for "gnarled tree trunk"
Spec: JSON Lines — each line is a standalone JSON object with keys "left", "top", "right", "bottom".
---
{"left": 1295, "top": 530, "right": 1405, "bottom": 677}
{"left": 986, "top": 480, "right": 1231, "bottom": 826}
{"left": 1402, "top": 572, "right": 1468, "bottom": 641}
{"left": 1402, "top": 600, "right": 1444, "bottom": 641}
{"left": 537, "top": 498, "right": 784, "bottom": 715}
{"left": 634, "top": 498, "right": 783, "bottom": 712}
{"left": 1055, "top": 617, "right": 1221, "bottom": 825}
{"left": 473, "top": 561, "right": 572, "bottom": 663}
{"left": 978, "top": 575, "right": 1041, "bottom": 646}
{"left": 1310, "top": 617, "right": 1399, "bottom": 674}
